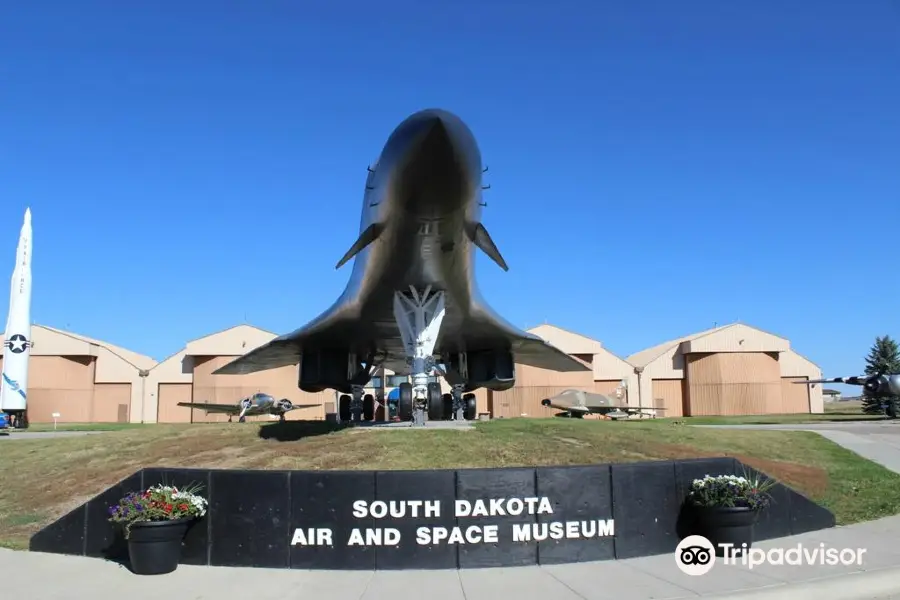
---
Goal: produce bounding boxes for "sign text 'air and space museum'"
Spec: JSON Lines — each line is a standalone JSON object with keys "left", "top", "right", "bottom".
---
{"left": 290, "top": 496, "right": 616, "bottom": 547}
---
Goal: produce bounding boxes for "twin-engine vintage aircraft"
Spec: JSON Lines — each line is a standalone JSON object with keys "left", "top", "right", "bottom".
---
{"left": 795, "top": 371, "right": 900, "bottom": 417}
{"left": 177, "top": 393, "right": 318, "bottom": 423}
{"left": 541, "top": 388, "right": 665, "bottom": 420}
{"left": 212, "top": 109, "right": 589, "bottom": 425}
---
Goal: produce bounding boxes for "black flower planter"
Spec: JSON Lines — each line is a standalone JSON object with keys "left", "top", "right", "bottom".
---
{"left": 693, "top": 506, "right": 760, "bottom": 556}
{"left": 126, "top": 518, "right": 193, "bottom": 575}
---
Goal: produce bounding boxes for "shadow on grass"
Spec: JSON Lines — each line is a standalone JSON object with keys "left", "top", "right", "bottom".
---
{"left": 258, "top": 420, "right": 351, "bottom": 442}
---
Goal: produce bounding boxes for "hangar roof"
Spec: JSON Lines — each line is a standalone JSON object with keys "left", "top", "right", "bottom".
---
{"left": 527, "top": 324, "right": 603, "bottom": 355}
{"left": 0, "top": 324, "right": 156, "bottom": 370}
{"left": 183, "top": 324, "right": 278, "bottom": 356}
{"left": 39, "top": 325, "right": 157, "bottom": 370}
{"left": 627, "top": 322, "right": 791, "bottom": 369}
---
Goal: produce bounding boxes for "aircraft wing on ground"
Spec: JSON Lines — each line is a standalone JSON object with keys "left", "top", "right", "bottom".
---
{"left": 541, "top": 399, "right": 665, "bottom": 415}
{"left": 796, "top": 376, "right": 868, "bottom": 385}
{"left": 177, "top": 401, "right": 320, "bottom": 414}
{"left": 177, "top": 402, "right": 255, "bottom": 415}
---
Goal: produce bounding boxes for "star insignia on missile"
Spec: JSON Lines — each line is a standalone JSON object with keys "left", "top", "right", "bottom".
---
{"left": 4, "top": 334, "right": 30, "bottom": 354}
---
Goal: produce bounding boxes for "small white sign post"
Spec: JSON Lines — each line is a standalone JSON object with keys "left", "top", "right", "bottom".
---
{"left": 51, "top": 412, "right": 61, "bottom": 431}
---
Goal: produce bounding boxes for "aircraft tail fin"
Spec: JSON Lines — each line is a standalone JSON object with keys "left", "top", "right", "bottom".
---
{"left": 336, "top": 223, "right": 385, "bottom": 269}
{"left": 466, "top": 222, "right": 508, "bottom": 271}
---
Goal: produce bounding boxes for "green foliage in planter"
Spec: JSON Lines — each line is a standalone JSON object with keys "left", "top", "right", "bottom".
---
{"left": 687, "top": 470, "right": 776, "bottom": 511}
{"left": 108, "top": 482, "right": 208, "bottom": 538}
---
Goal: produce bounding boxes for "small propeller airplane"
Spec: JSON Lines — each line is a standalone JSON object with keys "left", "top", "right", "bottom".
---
{"left": 541, "top": 388, "right": 665, "bottom": 420}
{"left": 795, "top": 370, "right": 900, "bottom": 417}
{"left": 177, "top": 392, "right": 320, "bottom": 423}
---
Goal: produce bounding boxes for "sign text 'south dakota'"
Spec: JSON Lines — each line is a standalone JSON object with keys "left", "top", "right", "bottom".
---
{"left": 350, "top": 497, "right": 555, "bottom": 519}
{"left": 290, "top": 520, "right": 615, "bottom": 547}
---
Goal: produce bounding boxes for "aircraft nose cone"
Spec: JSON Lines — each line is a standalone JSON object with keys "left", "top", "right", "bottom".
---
{"left": 397, "top": 115, "right": 468, "bottom": 217}
{"left": 406, "top": 116, "right": 453, "bottom": 160}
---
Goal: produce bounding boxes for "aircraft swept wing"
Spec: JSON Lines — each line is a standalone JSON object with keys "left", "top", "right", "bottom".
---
{"left": 541, "top": 388, "right": 665, "bottom": 420}
{"left": 211, "top": 109, "right": 590, "bottom": 426}
{"left": 794, "top": 372, "right": 900, "bottom": 398}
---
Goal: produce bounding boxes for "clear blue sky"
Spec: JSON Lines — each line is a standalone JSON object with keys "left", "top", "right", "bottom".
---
{"left": 2, "top": 2, "right": 898, "bottom": 396}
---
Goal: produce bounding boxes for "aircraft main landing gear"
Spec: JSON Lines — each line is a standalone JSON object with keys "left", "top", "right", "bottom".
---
{"left": 7, "top": 411, "right": 29, "bottom": 429}
{"left": 426, "top": 382, "right": 443, "bottom": 421}
{"left": 393, "top": 286, "right": 446, "bottom": 427}
{"left": 339, "top": 388, "right": 372, "bottom": 423}
{"left": 363, "top": 394, "right": 375, "bottom": 421}
{"left": 463, "top": 393, "right": 477, "bottom": 421}
{"left": 398, "top": 382, "right": 414, "bottom": 422}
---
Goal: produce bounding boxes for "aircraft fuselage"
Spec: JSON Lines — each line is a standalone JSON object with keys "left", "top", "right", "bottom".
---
{"left": 298, "top": 109, "right": 519, "bottom": 363}
{"left": 214, "top": 108, "right": 589, "bottom": 419}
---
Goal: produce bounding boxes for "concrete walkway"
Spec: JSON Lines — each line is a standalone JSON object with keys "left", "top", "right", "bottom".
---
{"left": 6, "top": 514, "right": 900, "bottom": 600}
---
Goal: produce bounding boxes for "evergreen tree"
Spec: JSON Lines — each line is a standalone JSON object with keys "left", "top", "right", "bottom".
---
{"left": 861, "top": 335, "right": 900, "bottom": 415}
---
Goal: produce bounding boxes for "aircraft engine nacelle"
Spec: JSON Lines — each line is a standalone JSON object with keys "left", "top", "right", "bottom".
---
{"left": 277, "top": 399, "right": 293, "bottom": 411}
{"left": 240, "top": 398, "right": 253, "bottom": 410}
{"left": 866, "top": 374, "right": 900, "bottom": 397}
{"left": 298, "top": 350, "right": 371, "bottom": 394}
{"left": 449, "top": 349, "right": 516, "bottom": 392}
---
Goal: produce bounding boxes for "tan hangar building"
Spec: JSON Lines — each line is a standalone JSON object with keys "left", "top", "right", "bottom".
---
{"left": 2, "top": 322, "right": 824, "bottom": 423}
{"left": 0, "top": 325, "right": 154, "bottom": 423}
{"left": 626, "top": 323, "right": 824, "bottom": 417}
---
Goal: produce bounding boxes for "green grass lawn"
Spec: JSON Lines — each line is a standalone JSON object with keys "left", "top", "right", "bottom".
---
{"left": 21, "top": 423, "right": 155, "bottom": 432}
{"left": 22, "top": 422, "right": 151, "bottom": 432}
{"left": 662, "top": 400, "right": 885, "bottom": 425}
{"left": 1, "top": 418, "right": 898, "bottom": 550}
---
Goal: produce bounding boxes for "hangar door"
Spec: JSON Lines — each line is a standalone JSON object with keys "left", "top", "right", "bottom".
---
{"left": 780, "top": 377, "right": 811, "bottom": 413}
{"left": 93, "top": 383, "right": 132, "bottom": 423}
{"left": 157, "top": 383, "right": 193, "bottom": 423}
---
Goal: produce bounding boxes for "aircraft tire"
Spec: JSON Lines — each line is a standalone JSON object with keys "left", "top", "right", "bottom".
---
{"left": 427, "top": 382, "right": 443, "bottom": 421}
{"left": 339, "top": 394, "right": 352, "bottom": 422}
{"left": 441, "top": 393, "right": 453, "bottom": 420}
{"left": 463, "top": 393, "right": 477, "bottom": 421}
{"left": 363, "top": 394, "right": 375, "bottom": 421}
{"left": 398, "top": 383, "right": 413, "bottom": 421}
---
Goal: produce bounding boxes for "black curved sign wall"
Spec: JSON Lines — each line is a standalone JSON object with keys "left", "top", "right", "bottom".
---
{"left": 30, "top": 457, "right": 835, "bottom": 570}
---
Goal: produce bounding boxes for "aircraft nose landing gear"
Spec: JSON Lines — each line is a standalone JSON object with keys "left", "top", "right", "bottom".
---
{"left": 393, "top": 285, "right": 446, "bottom": 427}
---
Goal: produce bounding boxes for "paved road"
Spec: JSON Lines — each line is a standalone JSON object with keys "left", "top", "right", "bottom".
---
{"left": 7, "top": 515, "right": 900, "bottom": 599}
{"left": 0, "top": 430, "right": 104, "bottom": 441}
{"left": 694, "top": 421, "right": 900, "bottom": 475}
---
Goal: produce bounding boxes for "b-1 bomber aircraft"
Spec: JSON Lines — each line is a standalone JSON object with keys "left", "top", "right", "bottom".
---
{"left": 177, "top": 392, "right": 319, "bottom": 423}
{"left": 212, "top": 109, "right": 589, "bottom": 426}
{"left": 541, "top": 388, "right": 666, "bottom": 420}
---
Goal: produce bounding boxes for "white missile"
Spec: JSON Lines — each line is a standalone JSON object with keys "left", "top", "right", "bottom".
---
{"left": 1, "top": 207, "right": 32, "bottom": 414}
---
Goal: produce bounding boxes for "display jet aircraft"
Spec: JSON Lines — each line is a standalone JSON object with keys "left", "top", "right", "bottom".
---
{"left": 795, "top": 371, "right": 900, "bottom": 417}
{"left": 177, "top": 392, "right": 318, "bottom": 423}
{"left": 213, "top": 108, "right": 589, "bottom": 425}
{"left": 541, "top": 388, "right": 665, "bottom": 420}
